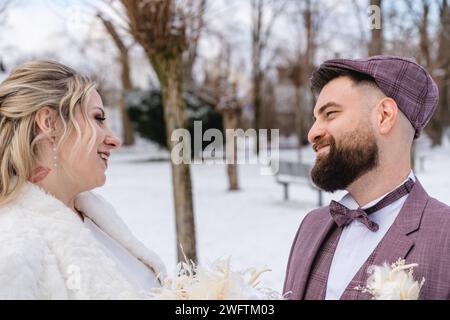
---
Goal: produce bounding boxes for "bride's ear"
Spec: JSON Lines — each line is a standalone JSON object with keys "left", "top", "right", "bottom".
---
{"left": 35, "top": 107, "right": 58, "bottom": 139}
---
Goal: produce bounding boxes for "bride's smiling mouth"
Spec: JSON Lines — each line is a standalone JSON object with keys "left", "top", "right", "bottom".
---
{"left": 97, "top": 151, "right": 110, "bottom": 168}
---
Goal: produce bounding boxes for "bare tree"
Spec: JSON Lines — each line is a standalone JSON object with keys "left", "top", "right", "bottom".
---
{"left": 426, "top": 0, "right": 450, "bottom": 146}
{"left": 277, "top": 0, "right": 325, "bottom": 159}
{"left": 120, "top": 0, "right": 199, "bottom": 263}
{"left": 0, "top": 0, "right": 11, "bottom": 35}
{"left": 294, "top": 0, "right": 318, "bottom": 150}
{"left": 436, "top": 0, "right": 450, "bottom": 124}
{"left": 369, "top": 0, "right": 383, "bottom": 55}
{"left": 97, "top": 13, "right": 135, "bottom": 146}
{"left": 412, "top": 0, "right": 432, "bottom": 169}
{"left": 218, "top": 84, "right": 241, "bottom": 191}
{"left": 216, "top": 42, "right": 241, "bottom": 191}
{"left": 418, "top": 0, "right": 432, "bottom": 68}
{"left": 251, "top": 0, "right": 286, "bottom": 155}
{"left": 0, "top": 0, "right": 11, "bottom": 18}
{"left": 199, "top": 32, "right": 242, "bottom": 191}
{"left": 183, "top": 0, "right": 207, "bottom": 89}
{"left": 352, "top": 0, "right": 369, "bottom": 48}
{"left": 0, "top": 0, "right": 12, "bottom": 71}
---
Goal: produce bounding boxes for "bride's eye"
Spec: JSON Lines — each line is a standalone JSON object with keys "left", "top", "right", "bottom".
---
{"left": 95, "top": 115, "right": 106, "bottom": 124}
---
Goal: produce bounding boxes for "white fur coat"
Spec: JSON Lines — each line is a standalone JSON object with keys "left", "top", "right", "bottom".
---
{"left": 0, "top": 182, "right": 166, "bottom": 300}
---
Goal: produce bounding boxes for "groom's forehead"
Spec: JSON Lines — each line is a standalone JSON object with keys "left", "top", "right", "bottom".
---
{"left": 313, "top": 79, "right": 361, "bottom": 115}
{"left": 313, "top": 79, "right": 382, "bottom": 119}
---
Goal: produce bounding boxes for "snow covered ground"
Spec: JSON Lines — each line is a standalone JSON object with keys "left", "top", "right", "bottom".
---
{"left": 94, "top": 135, "right": 450, "bottom": 293}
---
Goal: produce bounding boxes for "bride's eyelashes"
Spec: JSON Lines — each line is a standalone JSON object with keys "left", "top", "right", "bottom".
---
{"left": 95, "top": 114, "right": 106, "bottom": 124}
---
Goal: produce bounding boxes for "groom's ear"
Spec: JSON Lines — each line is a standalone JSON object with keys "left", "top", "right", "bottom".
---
{"left": 376, "top": 97, "right": 398, "bottom": 136}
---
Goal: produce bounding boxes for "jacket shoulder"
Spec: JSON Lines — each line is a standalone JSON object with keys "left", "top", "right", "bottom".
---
{"left": 421, "top": 197, "right": 450, "bottom": 229}
{"left": 289, "top": 205, "right": 330, "bottom": 246}
{"left": 299, "top": 205, "right": 331, "bottom": 229}
{"left": 420, "top": 197, "right": 450, "bottom": 237}
{"left": 426, "top": 197, "right": 450, "bottom": 214}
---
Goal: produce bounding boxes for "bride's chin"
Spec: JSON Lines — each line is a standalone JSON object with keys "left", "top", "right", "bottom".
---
{"left": 90, "top": 173, "right": 106, "bottom": 189}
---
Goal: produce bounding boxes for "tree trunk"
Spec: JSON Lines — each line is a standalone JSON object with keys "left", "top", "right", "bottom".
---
{"left": 119, "top": 53, "right": 135, "bottom": 146}
{"left": 183, "top": 0, "right": 207, "bottom": 89}
{"left": 223, "top": 109, "right": 239, "bottom": 191}
{"left": 436, "top": 0, "right": 450, "bottom": 137}
{"left": 419, "top": 1, "right": 431, "bottom": 68}
{"left": 98, "top": 15, "right": 135, "bottom": 145}
{"left": 368, "top": 0, "right": 383, "bottom": 56}
{"left": 294, "top": 84, "right": 303, "bottom": 162}
{"left": 252, "top": 67, "right": 262, "bottom": 156}
{"left": 251, "top": 0, "right": 263, "bottom": 156}
{"left": 300, "top": 0, "right": 314, "bottom": 153}
{"left": 424, "top": 0, "right": 449, "bottom": 146}
{"left": 150, "top": 52, "right": 197, "bottom": 263}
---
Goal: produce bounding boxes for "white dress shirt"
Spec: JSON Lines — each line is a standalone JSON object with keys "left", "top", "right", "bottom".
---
{"left": 84, "top": 217, "right": 161, "bottom": 292}
{"left": 325, "top": 171, "right": 416, "bottom": 300}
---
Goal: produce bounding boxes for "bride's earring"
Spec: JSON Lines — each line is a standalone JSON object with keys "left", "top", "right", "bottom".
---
{"left": 51, "top": 130, "right": 58, "bottom": 168}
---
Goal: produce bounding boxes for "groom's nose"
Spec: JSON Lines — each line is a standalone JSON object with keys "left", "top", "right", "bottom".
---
{"left": 308, "top": 121, "right": 327, "bottom": 145}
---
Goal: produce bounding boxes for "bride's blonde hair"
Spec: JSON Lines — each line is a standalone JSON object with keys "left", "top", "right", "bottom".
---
{"left": 0, "top": 60, "right": 97, "bottom": 206}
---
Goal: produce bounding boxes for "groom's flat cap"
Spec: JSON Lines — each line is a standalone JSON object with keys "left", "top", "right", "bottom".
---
{"left": 315, "top": 55, "right": 439, "bottom": 138}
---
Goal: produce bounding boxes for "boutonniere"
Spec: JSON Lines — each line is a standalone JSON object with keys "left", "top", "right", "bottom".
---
{"left": 148, "top": 257, "right": 282, "bottom": 300}
{"left": 356, "top": 258, "right": 425, "bottom": 300}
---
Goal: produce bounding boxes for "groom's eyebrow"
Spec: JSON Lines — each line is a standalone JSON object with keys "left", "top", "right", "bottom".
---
{"left": 313, "top": 102, "right": 342, "bottom": 121}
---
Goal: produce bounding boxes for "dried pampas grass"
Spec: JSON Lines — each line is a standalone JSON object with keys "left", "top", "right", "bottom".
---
{"left": 357, "top": 258, "right": 425, "bottom": 300}
{"left": 148, "top": 257, "right": 283, "bottom": 300}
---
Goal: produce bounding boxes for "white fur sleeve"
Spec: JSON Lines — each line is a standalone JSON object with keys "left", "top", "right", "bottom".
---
{"left": 0, "top": 217, "right": 44, "bottom": 299}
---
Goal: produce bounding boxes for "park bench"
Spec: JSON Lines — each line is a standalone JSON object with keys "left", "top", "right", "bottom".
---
{"left": 274, "top": 160, "right": 323, "bottom": 206}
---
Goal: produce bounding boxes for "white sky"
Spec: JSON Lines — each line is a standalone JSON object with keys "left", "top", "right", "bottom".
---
{"left": 0, "top": 0, "right": 442, "bottom": 86}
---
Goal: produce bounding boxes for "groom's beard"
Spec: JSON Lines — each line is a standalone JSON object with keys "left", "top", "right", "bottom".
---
{"left": 310, "top": 127, "right": 379, "bottom": 193}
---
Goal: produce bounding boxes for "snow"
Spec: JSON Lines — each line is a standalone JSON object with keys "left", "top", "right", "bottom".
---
{"left": 94, "top": 135, "right": 450, "bottom": 293}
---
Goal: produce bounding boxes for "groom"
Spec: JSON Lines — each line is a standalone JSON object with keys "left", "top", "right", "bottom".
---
{"left": 283, "top": 56, "right": 450, "bottom": 300}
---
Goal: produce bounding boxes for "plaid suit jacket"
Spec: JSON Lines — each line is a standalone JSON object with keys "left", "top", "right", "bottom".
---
{"left": 283, "top": 180, "right": 450, "bottom": 300}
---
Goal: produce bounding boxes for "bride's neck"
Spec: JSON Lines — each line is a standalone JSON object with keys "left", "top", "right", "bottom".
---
{"left": 30, "top": 166, "right": 78, "bottom": 213}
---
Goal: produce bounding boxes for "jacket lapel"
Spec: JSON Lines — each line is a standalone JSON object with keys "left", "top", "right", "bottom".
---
{"left": 290, "top": 211, "right": 336, "bottom": 300}
{"left": 340, "top": 179, "right": 429, "bottom": 299}
{"left": 74, "top": 190, "right": 167, "bottom": 281}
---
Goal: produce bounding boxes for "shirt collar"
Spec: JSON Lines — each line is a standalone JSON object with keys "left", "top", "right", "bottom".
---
{"left": 339, "top": 170, "right": 416, "bottom": 210}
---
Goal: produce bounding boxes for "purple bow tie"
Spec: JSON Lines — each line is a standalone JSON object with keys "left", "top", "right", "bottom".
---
{"left": 329, "top": 178, "right": 415, "bottom": 232}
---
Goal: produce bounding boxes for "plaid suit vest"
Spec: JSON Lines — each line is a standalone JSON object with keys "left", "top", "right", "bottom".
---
{"left": 303, "top": 224, "right": 388, "bottom": 300}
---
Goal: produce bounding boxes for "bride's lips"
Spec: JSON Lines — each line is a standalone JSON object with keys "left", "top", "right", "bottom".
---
{"left": 98, "top": 151, "right": 110, "bottom": 168}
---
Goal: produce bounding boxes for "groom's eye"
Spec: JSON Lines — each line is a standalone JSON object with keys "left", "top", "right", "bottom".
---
{"left": 326, "top": 111, "right": 337, "bottom": 118}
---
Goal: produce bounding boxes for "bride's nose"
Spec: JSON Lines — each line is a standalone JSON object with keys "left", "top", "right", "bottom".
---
{"left": 105, "top": 134, "right": 122, "bottom": 150}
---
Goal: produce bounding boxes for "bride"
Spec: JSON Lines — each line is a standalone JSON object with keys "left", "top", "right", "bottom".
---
{"left": 0, "top": 60, "right": 280, "bottom": 300}
{"left": 0, "top": 60, "right": 166, "bottom": 299}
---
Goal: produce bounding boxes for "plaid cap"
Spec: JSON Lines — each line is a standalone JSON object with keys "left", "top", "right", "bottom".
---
{"left": 317, "top": 55, "right": 439, "bottom": 139}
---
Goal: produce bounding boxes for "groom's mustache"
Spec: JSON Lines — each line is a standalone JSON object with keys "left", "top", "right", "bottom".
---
{"left": 312, "top": 137, "right": 334, "bottom": 153}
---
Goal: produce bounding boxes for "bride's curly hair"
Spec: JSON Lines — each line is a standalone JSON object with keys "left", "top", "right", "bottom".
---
{"left": 0, "top": 60, "right": 97, "bottom": 206}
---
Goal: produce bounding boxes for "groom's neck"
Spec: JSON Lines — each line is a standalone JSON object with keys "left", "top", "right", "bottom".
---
{"left": 346, "top": 163, "right": 412, "bottom": 208}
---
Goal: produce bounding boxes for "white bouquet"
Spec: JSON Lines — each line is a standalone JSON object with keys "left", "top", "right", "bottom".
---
{"left": 356, "top": 258, "right": 425, "bottom": 300}
{"left": 148, "top": 257, "right": 283, "bottom": 300}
